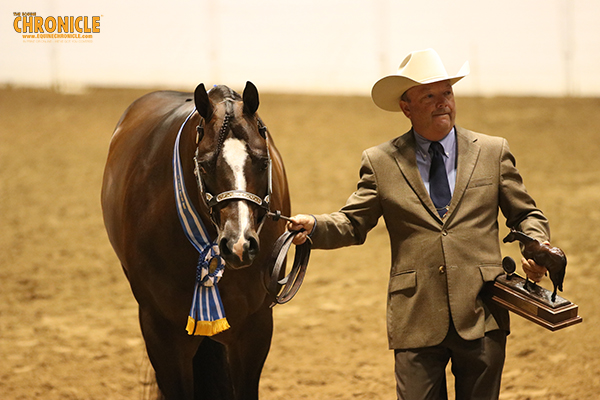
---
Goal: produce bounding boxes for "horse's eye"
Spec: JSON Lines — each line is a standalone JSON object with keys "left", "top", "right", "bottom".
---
{"left": 256, "top": 157, "right": 269, "bottom": 171}
{"left": 258, "top": 125, "right": 267, "bottom": 139}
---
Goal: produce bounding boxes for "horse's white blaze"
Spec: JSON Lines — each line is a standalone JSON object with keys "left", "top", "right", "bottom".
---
{"left": 222, "top": 138, "right": 251, "bottom": 259}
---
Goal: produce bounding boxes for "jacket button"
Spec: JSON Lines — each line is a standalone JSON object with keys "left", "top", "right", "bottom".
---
{"left": 439, "top": 265, "right": 446, "bottom": 274}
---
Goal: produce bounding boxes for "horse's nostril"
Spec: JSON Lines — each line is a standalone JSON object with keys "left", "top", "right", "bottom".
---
{"left": 246, "top": 236, "right": 260, "bottom": 257}
{"left": 219, "top": 238, "right": 232, "bottom": 256}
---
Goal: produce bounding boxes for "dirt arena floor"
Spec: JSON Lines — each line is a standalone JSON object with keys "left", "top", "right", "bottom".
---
{"left": 1, "top": 86, "right": 599, "bottom": 399}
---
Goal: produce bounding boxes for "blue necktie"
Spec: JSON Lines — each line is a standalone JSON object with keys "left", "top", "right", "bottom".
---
{"left": 429, "top": 141, "right": 451, "bottom": 218}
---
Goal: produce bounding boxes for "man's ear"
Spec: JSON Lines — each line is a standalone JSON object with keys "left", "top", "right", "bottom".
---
{"left": 399, "top": 100, "right": 411, "bottom": 118}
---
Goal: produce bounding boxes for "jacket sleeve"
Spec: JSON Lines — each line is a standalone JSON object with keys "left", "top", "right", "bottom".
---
{"left": 310, "top": 149, "right": 384, "bottom": 250}
{"left": 498, "top": 138, "right": 550, "bottom": 242}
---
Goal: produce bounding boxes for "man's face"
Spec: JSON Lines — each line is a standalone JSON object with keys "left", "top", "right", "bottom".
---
{"left": 399, "top": 80, "right": 456, "bottom": 141}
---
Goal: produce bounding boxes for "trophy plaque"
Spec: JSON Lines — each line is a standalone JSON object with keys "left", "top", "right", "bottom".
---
{"left": 486, "top": 256, "right": 582, "bottom": 331}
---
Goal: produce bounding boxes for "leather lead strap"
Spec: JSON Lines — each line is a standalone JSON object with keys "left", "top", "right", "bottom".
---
{"left": 267, "top": 230, "right": 312, "bottom": 307}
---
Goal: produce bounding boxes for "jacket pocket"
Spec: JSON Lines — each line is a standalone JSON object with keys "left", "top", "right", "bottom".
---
{"left": 467, "top": 176, "right": 493, "bottom": 189}
{"left": 389, "top": 270, "right": 416, "bottom": 293}
{"left": 479, "top": 264, "right": 503, "bottom": 282}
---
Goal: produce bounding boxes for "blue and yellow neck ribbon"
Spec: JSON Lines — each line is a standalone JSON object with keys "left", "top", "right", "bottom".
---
{"left": 172, "top": 108, "right": 230, "bottom": 336}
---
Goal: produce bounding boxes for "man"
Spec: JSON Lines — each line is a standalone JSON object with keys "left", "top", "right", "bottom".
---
{"left": 288, "top": 49, "right": 554, "bottom": 400}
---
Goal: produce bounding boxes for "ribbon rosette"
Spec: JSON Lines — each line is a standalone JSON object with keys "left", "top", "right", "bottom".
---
{"left": 186, "top": 243, "right": 231, "bottom": 336}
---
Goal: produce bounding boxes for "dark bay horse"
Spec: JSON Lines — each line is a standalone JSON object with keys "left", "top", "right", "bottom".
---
{"left": 101, "top": 82, "right": 290, "bottom": 399}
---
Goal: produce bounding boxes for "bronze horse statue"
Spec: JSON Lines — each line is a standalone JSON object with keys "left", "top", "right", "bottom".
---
{"left": 503, "top": 229, "right": 567, "bottom": 302}
{"left": 101, "top": 82, "right": 290, "bottom": 399}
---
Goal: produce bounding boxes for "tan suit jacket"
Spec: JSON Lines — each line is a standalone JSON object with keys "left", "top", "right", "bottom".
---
{"left": 311, "top": 126, "right": 550, "bottom": 349}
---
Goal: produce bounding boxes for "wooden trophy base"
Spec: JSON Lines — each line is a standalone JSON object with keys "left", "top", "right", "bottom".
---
{"left": 486, "top": 274, "right": 582, "bottom": 331}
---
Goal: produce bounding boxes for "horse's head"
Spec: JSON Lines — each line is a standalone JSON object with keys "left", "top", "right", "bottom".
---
{"left": 193, "top": 82, "right": 271, "bottom": 269}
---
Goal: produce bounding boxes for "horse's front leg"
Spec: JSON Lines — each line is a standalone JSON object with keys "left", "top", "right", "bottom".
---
{"left": 139, "top": 306, "right": 200, "bottom": 400}
{"left": 226, "top": 304, "right": 274, "bottom": 400}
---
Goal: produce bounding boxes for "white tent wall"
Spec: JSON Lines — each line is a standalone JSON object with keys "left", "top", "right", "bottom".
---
{"left": 1, "top": 0, "right": 599, "bottom": 96}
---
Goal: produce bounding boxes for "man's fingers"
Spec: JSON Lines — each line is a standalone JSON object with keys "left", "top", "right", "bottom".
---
{"left": 521, "top": 257, "right": 547, "bottom": 282}
{"left": 286, "top": 215, "right": 315, "bottom": 235}
{"left": 291, "top": 230, "right": 308, "bottom": 245}
{"left": 286, "top": 219, "right": 304, "bottom": 231}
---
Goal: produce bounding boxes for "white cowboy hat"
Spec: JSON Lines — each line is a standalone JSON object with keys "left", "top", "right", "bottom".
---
{"left": 371, "top": 48, "right": 470, "bottom": 112}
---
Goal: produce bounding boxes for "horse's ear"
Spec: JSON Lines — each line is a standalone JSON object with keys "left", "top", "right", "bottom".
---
{"left": 242, "top": 81, "right": 259, "bottom": 115}
{"left": 194, "top": 83, "right": 213, "bottom": 120}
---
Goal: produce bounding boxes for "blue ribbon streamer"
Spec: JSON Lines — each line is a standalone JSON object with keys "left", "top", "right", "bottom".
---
{"left": 172, "top": 107, "right": 230, "bottom": 336}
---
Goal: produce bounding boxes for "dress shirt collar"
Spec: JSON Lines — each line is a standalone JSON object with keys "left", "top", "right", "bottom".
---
{"left": 413, "top": 127, "right": 456, "bottom": 160}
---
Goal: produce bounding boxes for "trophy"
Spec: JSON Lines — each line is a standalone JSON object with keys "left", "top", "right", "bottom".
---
{"left": 485, "top": 230, "right": 582, "bottom": 331}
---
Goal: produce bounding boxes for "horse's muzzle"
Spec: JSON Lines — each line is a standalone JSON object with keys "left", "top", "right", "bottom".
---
{"left": 218, "top": 230, "right": 260, "bottom": 269}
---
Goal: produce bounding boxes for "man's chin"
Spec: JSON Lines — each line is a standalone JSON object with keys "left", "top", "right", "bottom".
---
{"left": 433, "top": 113, "right": 452, "bottom": 121}
{"left": 432, "top": 116, "right": 453, "bottom": 131}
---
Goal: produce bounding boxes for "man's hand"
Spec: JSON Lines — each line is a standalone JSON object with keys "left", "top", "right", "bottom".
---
{"left": 521, "top": 257, "right": 548, "bottom": 283}
{"left": 287, "top": 214, "right": 315, "bottom": 245}
{"left": 521, "top": 240, "right": 551, "bottom": 283}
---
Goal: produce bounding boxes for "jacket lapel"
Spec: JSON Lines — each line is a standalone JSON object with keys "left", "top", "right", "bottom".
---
{"left": 392, "top": 130, "right": 439, "bottom": 218}
{"left": 446, "top": 127, "right": 481, "bottom": 221}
